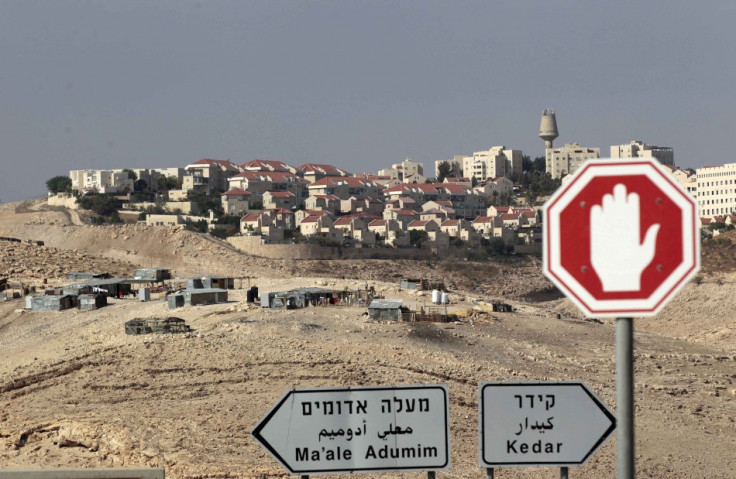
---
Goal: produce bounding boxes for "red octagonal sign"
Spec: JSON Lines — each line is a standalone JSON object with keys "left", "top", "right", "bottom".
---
{"left": 543, "top": 158, "right": 700, "bottom": 317}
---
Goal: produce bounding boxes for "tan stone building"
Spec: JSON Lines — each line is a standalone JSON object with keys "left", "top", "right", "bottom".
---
{"left": 610, "top": 140, "right": 674, "bottom": 167}
{"left": 462, "top": 146, "right": 522, "bottom": 182}
{"left": 545, "top": 142, "right": 600, "bottom": 179}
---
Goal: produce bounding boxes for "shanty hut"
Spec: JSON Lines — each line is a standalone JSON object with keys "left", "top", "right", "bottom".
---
{"left": 67, "top": 272, "right": 110, "bottom": 281}
{"left": 78, "top": 294, "right": 107, "bottom": 310}
{"left": 27, "top": 294, "right": 75, "bottom": 311}
{"left": 84, "top": 278, "right": 132, "bottom": 297}
{"left": 133, "top": 268, "right": 171, "bottom": 282}
{"left": 368, "top": 299, "right": 403, "bottom": 321}
{"left": 168, "top": 288, "right": 228, "bottom": 309}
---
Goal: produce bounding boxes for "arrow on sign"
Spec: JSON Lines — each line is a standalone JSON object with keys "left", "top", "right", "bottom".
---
{"left": 252, "top": 385, "right": 450, "bottom": 475}
{"left": 479, "top": 382, "right": 616, "bottom": 467}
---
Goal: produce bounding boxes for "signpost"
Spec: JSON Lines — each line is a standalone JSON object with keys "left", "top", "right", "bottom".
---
{"left": 479, "top": 382, "right": 616, "bottom": 470}
{"left": 543, "top": 158, "right": 700, "bottom": 479}
{"left": 251, "top": 384, "right": 450, "bottom": 476}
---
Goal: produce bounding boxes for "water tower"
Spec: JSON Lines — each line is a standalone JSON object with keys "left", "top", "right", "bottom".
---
{"left": 539, "top": 108, "right": 559, "bottom": 148}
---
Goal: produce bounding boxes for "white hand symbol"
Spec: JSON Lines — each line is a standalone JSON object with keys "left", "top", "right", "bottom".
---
{"left": 590, "top": 184, "right": 660, "bottom": 292}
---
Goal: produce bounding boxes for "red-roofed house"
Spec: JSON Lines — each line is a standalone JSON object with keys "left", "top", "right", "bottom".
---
{"left": 487, "top": 205, "right": 512, "bottom": 217}
{"left": 263, "top": 191, "right": 297, "bottom": 210}
{"left": 440, "top": 219, "right": 481, "bottom": 247}
{"left": 500, "top": 212, "right": 528, "bottom": 229}
{"left": 295, "top": 209, "right": 332, "bottom": 226}
{"left": 299, "top": 215, "right": 341, "bottom": 241}
{"left": 443, "top": 177, "right": 472, "bottom": 186}
{"left": 407, "top": 220, "right": 449, "bottom": 248}
{"left": 368, "top": 219, "right": 407, "bottom": 247}
{"left": 305, "top": 194, "right": 341, "bottom": 214}
{"left": 383, "top": 209, "right": 420, "bottom": 230}
{"left": 353, "top": 173, "right": 400, "bottom": 188}
{"left": 222, "top": 188, "right": 252, "bottom": 216}
{"left": 240, "top": 159, "right": 296, "bottom": 174}
{"left": 384, "top": 196, "right": 419, "bottom": 212}
{"left": 420, "top": 208, "right": 453, "bottom": 225}
{"left": 331, "top": 216, "right": 376, "bottom": 245}
{"left": 307, "top": 177, "right": 383, "bottom": 200}
{"left": 475, "top": 177, "right": 513, "bottom": 199}
{"left": 340, "top": 196, "right": 384, "bottom": 216}
{"left": 297, "top": 163, "right": 351, "bottom": 184}
{"left": 228, "top": 171, "right": 308, "bottom": 205}
{"left": 184, "top": 159, "right": 241, "bottom": 193}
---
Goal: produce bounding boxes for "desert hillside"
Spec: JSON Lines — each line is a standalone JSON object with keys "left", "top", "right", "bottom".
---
{"left": 0, "top": 199, "right": 734, "bottom": 478}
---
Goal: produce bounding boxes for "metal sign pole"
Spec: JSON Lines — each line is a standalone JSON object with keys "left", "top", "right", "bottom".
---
{"left": 428, "top": 471, "right": 436, "bottom": 479}
{"left": 616, "top": 317, "right": 634, "bottom": 479}
{"left": 561, "top": 466, "right": 569, "bottom": 478}
{"left": 485, "top": 468, "right": 494, "bottom": 478}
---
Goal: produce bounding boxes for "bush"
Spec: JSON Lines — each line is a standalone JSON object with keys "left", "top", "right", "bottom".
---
{"left": 77, "top": 194, "right": 120, "bottom": 217}
{"left": 46, "top": 176, "right": 72, "bottom": 194}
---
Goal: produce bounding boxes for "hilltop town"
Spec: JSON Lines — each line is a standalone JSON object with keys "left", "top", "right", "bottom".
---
{"left": 43, "top": 125, "right": 736, "bottom": 254}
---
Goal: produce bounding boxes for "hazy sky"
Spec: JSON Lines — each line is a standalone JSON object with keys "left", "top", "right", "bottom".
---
{"left": 2, "top": 1, "right": 735, "bottom": 202}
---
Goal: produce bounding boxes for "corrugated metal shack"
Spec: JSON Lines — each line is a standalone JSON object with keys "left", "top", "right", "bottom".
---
{"left": 133, "top": 268, "right": 172, "bottom": 282}
{"left": 125, "top": 317, "right": 191, "bottom": 335}
{"left": 168, "top": 288, "right": 228, "bottom": 309}
{"left": 78, "top": 294, "right": 108, "bottom": 310}
{"left": 263, "top": 287, "right": 335, "bottom": 310}
{"left": 186, "top": 276, "right": 236, "bottom": 290}
{"left": 67, "top": 272, "right": 110, "bottom": 280}
{"left": 368, "top": 300, "right": 404, "bottom": 321}
{"left": 26, "top": 294, "right": 75, "bottom": 311}
{"left": 62, "top": 284, "right": 93, "bottom": 296}
{"left": 84, "top": 278, "right": 132, "bottom": 297}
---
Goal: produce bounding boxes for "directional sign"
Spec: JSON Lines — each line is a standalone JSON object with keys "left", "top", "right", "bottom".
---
{"left": 479, "top": 382, "right": 616, "bottom": 467}
{"left": 251, "top": 385, "right": 450, "bottom": 475}
{"left": 544, "top": 158, "right": 700, "bottom": 317}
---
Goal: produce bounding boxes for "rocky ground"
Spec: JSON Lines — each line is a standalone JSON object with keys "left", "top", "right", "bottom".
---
{"left": 0, "top": 199, "right": 734, "bottom": 478}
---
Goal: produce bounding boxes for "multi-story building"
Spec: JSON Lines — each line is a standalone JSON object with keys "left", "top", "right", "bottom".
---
{"left": 610, "top": 140, "right": 674, "bottom": 167}
{"left": 462, "top": 146, "right": 522, "bottom": 182}
{"left": 696, "top": 163, "right": 736, "bottom": 217}
{"left": 69, "top": 169, "right": 134, "bottom": 194}
{"left": 545, "top": 142, "right": 600, "bottom": 179}
{"left": 378, "top": 157, "right": 424, "bottom": 181}
{"left": 183, "top": 159, "right": 241, "bottom": 194}
{"left": 307, "top": 177, "right": 383, "bottom": 201}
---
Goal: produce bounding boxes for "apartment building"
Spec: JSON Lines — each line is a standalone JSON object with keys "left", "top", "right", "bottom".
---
{"left": 462, "top": 146, "right": 522, "bottom": 182}
{"left": 183, "top": 159, "right": 240, "bottom": 193}
{"left": 69, "top": 169, "right": 134, "bottom": 194}
{"left": 545, "top": 142, "right": 600, "bottom": 179}
{"left": 696, "top": 163, "right": 736, "bottom": 217}
{"left": 378, "top": 157, "right": 424, "bottom": 181}
{"left": 611, "top": 140, "right": 674, "bottom": 167}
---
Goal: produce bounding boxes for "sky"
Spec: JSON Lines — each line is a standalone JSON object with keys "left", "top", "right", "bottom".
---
{"left": 2, "top": 1, "right": 735, "bottom": 202}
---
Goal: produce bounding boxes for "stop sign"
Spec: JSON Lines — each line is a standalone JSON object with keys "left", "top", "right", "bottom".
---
{"left": 543, "top": 158, "right": 700, "bottom": 317}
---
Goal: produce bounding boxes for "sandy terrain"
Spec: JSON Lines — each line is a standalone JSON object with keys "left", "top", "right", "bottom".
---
{"left": 0, "top": 199, "right": 734, "bottom": 478}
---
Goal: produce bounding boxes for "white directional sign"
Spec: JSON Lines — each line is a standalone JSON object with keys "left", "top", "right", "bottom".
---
{"left": 252, "top": 385, "right": 450, "bottom": 475}
{"left": 479, "top": 382, "right": 616, "bottom": 467}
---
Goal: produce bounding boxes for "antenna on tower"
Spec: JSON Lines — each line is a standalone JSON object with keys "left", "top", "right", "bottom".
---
{"left": 539, "top": 108, "right": 559, "bottom": 149}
